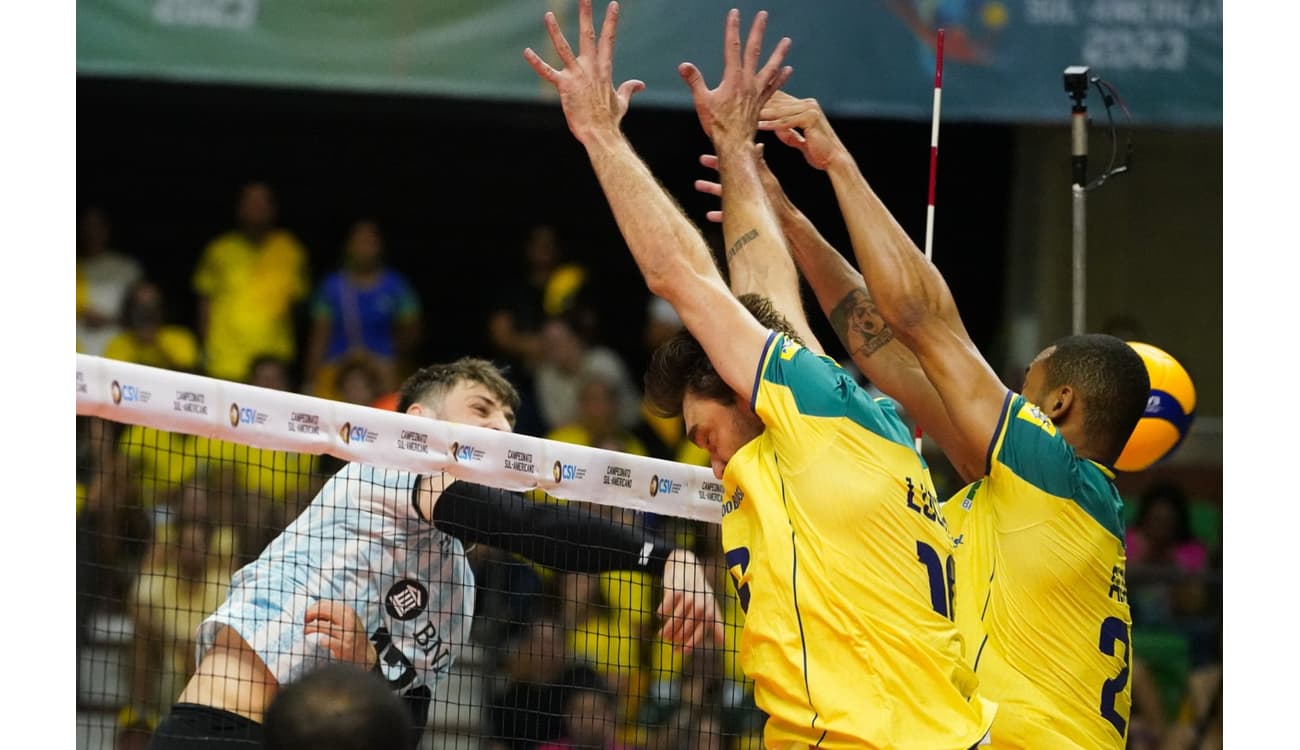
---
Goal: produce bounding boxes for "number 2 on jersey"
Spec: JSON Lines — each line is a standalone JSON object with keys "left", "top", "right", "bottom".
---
{"left": 1098, "top": 616, "right": 1132, "bottom": 737}
{"left": 916, "top": 540, "right": 955, "bottom": 620}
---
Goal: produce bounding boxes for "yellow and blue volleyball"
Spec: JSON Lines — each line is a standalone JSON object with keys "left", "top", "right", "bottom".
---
{"left": 1115, "top": 342, "right": 1196, "bottom": 472}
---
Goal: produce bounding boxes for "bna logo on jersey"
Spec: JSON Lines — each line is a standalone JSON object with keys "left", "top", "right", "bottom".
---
{"left": 553, "top": 460, "right": 585, "bottom": 483}
{"left": 384, "top": 579, "right": 429, "bottom": 621}
{"left": 339, "top": 422, "right": 377, "bottom": 445}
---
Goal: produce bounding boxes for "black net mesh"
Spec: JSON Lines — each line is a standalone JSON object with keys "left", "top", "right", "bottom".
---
{"left": 75, "top": 414, "right": 762, "bottom": 749}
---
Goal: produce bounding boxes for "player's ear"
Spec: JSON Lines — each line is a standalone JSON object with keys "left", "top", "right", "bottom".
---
{"left": 407, "top": 402, "right": 427, "bottom": 417}
{"left": 1045, "top": 385, "right": 1073, "bottom": 421}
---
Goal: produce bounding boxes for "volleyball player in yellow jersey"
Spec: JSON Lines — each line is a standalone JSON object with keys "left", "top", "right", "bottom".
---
{"left": 757, "top": 92, "right": 1151, "bottom": 748}
{"left": 526, "top": 3, "right": 994, "bottom": 746}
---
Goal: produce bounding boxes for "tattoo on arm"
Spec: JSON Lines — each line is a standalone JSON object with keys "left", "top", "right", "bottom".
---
{"left": 726, "top": 228, "right": 760, "bottom": 262}
{"left": 829, "top": 287, "right": 896, "bottom": 358}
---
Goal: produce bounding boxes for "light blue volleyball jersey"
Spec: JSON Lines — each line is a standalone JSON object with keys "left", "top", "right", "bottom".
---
{"left": 197, "top": 463, "right": 475, "bottom": 697}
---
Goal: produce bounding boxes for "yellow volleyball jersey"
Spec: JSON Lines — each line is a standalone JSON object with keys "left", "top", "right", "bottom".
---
{"left": 942, "top": 393, "right": 1131, "bottom": 750}
{"left": 722, "top": 332, "right": 995, "bottom": 749}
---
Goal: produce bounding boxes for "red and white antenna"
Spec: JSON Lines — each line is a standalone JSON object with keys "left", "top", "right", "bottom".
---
{"left": 916, "top": 28, "right": 944, "bottom": 455}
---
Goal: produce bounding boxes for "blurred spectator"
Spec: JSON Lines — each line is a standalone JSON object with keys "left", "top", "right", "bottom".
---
{"left": 488, "top": 224, "right": 591, "bottom": 435}
{"left": 1127, "top": 483, "right": 1210, "bottom": 624}
{"left": 193, "top": 181, "right": 309, "bottom": 381}
{"left": 76, "top": 206, "right": 143, "bottom": 355}
{"left": 487, "top": 615, "right": 573, "bottom": 750}
{"left": 126, "top": 503, "right": 234, "bottom": 738}
{"left": 1127, "top": 483, "right": 1209, "bottom": 574}
{"left": 548, "top": 375, "right": 649, "bottom": 456}
{"left": 333, "top": 353, "right": 387, "bottom": 407}
{"left": 102, "top": 280, "right": 201, "bottom": 372}
{"left": 534, "top": 313, "right": 640, "bottom": 434}
{"left": 538, "top": 668, "right": 636, "bottom": 750}
{"left": 304, "top": 219, "right": 422, "bottom": 397}
{"left": 263, "top": 663, "right": 415, "bottom": 750}
{"left": 247, "top": 353, "right": 294, "bottom": 392}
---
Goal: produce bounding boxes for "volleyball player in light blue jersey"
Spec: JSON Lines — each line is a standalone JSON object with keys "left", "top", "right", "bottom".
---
{"left": 153, "top": 358, "right": 722, "bottom": 748}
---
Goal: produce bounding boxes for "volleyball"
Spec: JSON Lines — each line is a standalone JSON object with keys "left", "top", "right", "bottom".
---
{"left": 1115, "top": 342, "right": 1196, "bottom": 472}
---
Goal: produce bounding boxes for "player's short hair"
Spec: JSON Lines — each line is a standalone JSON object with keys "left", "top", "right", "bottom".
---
{"left": 397, "top": 357, "right": 521, "bottom": 421}
{"left": 644, "top": 293, "right": 803, "bottom": 418}
{"left": 263, "top": 663, "right": 414, "bottom": 750}
{"left": 1041, "top": 333, "right": 1150, "bottom": 463}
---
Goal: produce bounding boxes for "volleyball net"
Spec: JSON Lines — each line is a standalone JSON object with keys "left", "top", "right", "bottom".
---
{"left": 75, "top": 354, "right": 759, "bottom": 749}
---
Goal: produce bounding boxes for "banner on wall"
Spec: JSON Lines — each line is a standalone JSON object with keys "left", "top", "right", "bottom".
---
{"left": 77, "top": 0, "right": 1222, "bottom": 126}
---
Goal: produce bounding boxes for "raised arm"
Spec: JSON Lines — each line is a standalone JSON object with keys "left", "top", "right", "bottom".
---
{"left": 524, "top": 0, "right": 776, "bottom": 397}
{"left": 759, "top": 93, "right": 1006, "bottom": 474}
{"left": 677, "top": 11, "right": 821, "bottom": 355}
{"left": 695, "top": 150, "right": 983, "bottom": 481}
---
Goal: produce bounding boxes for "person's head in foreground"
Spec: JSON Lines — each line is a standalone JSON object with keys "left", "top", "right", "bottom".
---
{"left": 262, "top": 663, "right": 414, "bottom": 750}
{"left": 1019, "top": 334, "right": 1150, "bottom": 466}
{"left": 398, "top": 357, "right": 520, "bottom": 432}
{"left": 645, "top": 293, "right": 802, "bottom": 480}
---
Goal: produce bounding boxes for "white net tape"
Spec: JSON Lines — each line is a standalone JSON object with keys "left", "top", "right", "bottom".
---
{"left": 76, "top": 354, "right": 724, "bottom": 523}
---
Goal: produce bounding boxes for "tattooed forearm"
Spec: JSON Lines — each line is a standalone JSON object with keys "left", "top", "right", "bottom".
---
{"left": 726, "top": 228, "right": 760, "bottom": 262}
{"left": 829, "top": 287, "right": 895, "bottom": 358}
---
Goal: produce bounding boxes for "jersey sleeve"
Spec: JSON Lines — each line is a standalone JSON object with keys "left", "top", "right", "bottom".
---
{"left": 986, "top": 393, "right": 1120, "bottom": 534}
{"left": 750, "top": 332, "right": 909, "bottom": 464}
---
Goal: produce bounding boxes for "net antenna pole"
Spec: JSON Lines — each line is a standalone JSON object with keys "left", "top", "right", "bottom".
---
{"left": 915, "top": 28, "right": 944, "bottom": 455}
{"left": 1065, "top": 65, "right": 1091, "bottom": 336}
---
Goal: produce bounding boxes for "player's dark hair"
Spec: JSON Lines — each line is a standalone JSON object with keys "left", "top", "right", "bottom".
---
{"left": 645, "top": 293, "right": 803, "bottom": 418}
{"left": 1042, "top": 334, "right": 1149, "bottom": 464}
{"left": 397, "top": 357, "right": 521, "bottom": 422}
{"left": 263, "top": 663, "right": 415, "bottom": 750}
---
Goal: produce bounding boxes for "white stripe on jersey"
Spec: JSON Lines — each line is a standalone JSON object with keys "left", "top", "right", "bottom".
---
{"left": 196, "top": 463, "right": 475, "bottom": 695}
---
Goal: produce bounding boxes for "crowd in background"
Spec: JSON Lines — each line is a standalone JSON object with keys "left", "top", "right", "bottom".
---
{"left": 75, "top": 182, "right": 1222, "bottom": 749}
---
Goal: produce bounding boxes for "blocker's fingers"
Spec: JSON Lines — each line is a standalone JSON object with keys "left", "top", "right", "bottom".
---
{"left": 616, "top": 79, "right": 646, "bottom": 101}
{"left": 695, "top": 179, "right": 722, "bottom": 197}
{"left": 524, "top": 48, "right": 561, "bottom": 83}
{"left": 757, "top": 36, "right": 792, "bottom": 87}
{"left": 543, "top": 12, "right": 579, "bottom": 68}
{"left": 706, "top": 210, "right": 723, "bottom": 223}
{"left": 699, "top": 153, "right": 719, "bottom": 170}
{"left": 597, "top": 2, "right": 622, "bottom": 65}
{"left": 723, "top": 8, "right": 742, "bottom": 71}
{"left": 763, "top": 64, "right": 794, "bottom": 102}
{"left": 577, "top": 0, "right": 598, "bottom": 58}
{"left": 678, "top": 62, "right": 709, "bottom": 101}
{"left": 743, "top": 10, "right": 768, "bottom": 72}
{"left": 773, "top": 127, "right": 807, "bottom": 150}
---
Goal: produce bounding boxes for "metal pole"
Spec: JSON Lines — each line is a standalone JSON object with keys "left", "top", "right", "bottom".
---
{"left": 1071, "top": 183, "right": 1086, "bottom": 335}
{"left": 1065, "top": 66, "right": 1091, "bottom": 336}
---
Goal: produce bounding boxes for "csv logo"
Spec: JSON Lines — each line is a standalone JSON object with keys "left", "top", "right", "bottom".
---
{"left": 339, "top": 422, "right": 377, "bottom": 445}
{"left": 229, "top": 403, "right": 266, "bottom": 428}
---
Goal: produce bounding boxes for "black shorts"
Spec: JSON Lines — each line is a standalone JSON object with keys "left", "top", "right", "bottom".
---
{"left": 149, "top": 703, "right": 264, "bottom": 749}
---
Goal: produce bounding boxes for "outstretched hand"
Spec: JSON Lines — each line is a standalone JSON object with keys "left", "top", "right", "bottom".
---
{"left": 678, "top": 9, "right": 793, "bottom": 148}
{"left": 758, "top": 90, "right": 846, "bottom": 170}
{"left": 524, "top": 0, "right": 645, "bottom": 144}
{"left": 657, "top": 549, "right": 725, "bottom": 652}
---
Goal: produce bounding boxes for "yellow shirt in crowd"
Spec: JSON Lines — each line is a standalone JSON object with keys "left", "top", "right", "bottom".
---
{"left": 192, "top": 229, "right": 308, "bottom": 381}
